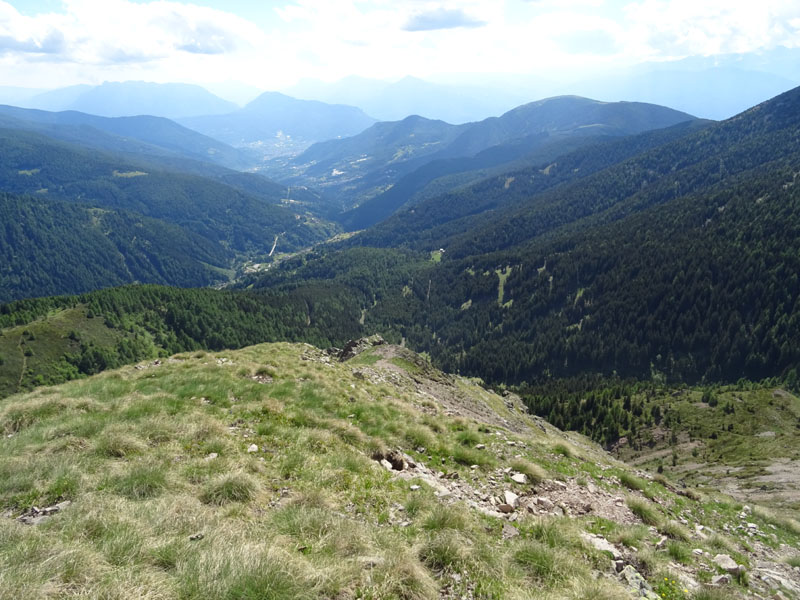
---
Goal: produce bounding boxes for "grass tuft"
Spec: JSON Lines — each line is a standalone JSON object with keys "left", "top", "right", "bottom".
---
{"left": 660, "top": 520, "right": 690, "bottom": 541}
{"left": 419, "top": 531, "right": 469, "bottom": 572}
{"left": 510, "top": 458, "right": 547, "bottom": 484}
{"left": 95, "top": 432, "right": 146, "bottom": 458}
{"left": 110, "top": 464, "right": 166, "bottom": 500}
{"left": 627, "top": 497, "right": 662, "bottom": 526}
{"left": 422, "top": 504, "right": 467, "bottom": 531}
{"left": 619, "top": 472, "right": 647, "bottom": 492}
{"left": 200, "top": 474, "right": 255, "bottom": 505}
{"left": 552, "top": 442, "right": 574, "bottom": 458}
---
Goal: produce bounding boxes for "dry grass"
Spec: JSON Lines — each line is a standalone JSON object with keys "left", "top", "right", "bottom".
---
{"left": 0, "top": 341, "right": 795, "bottom": 599}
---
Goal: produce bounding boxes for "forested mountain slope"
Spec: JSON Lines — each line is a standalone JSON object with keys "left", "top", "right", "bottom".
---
{"left": 0, "top": 283, "right": 364, "bottom": 397}
{"left": 350, "top": 119, "right": 711, "bottom": 247}
{"left": 250, "top": 85, "right": 800, "bottom": 387}
{"left": 0, "top": 193, "right": 231, "bottom": 303}
{"left": 0, "top": 104, "right": 247, "bottom": 169}
{"left": 0, "top": 127, "right": 337, "bottom": 258}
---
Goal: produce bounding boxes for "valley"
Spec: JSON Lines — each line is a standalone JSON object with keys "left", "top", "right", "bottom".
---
{"left": 1, "top": 45, "right": 800, "bottom": 599}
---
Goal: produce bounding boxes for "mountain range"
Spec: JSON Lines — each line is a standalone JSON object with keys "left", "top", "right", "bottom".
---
{"left": 265, "top": 96, "right": 695, "bottom": 215}
{"left": 24, "top": 81, "right": 237, "bottom": 119}
{"left": 3, "top": 75, "right": 800, "bottom": 599}
{"left": 179, "top": 91, "right": 376, "bottom": 158}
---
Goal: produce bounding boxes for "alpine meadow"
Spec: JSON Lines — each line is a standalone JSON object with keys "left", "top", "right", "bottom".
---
{"left": 2, "top": 2, "right": 800, "bottom": 599}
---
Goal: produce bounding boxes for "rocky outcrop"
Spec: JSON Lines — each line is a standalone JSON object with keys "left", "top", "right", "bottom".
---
{"left": 335, "top": 334, "right": 387, "bottom": 361}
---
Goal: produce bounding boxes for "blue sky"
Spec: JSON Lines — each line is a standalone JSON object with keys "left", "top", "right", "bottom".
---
{"left": 1, "top": 1, "right": 799, "bottom": 91}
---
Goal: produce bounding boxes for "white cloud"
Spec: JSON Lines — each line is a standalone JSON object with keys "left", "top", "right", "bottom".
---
{"left": 0, "top": 0, "right": 799, "bottom": 90}
{"left": 622, "top": 0, "right": 800, "bottom": 59}
{"left": 0, "top": 0, "right": 266, "bottom": 85}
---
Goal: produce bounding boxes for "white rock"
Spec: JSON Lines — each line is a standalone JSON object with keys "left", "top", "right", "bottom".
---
{"left": 713, "top": 554, "right": 739, "bottom": 573}
{"left": 380, "top": 459, "right": 394, "bottom": 471}
{"left": 581, "top": 533, "right": 621, "bottom": 560}
{"left": 504, "top": 490, "right": 520, "bottom": 508}
{"left": 247, "top": 444, "right": 259, "bottom": 453}
{"left": 511, "top": 473, "right": 528, "bottom": 484}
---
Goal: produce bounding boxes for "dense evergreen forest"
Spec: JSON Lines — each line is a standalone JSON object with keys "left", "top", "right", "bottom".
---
{"left": 0, "top": 283, "right": 364, "bottom": 397}
{"left": 248, "top": 86, "right": 800, "bottom": 387}
{"left": 0, "top": 192, "right": 233, "bottom": 302}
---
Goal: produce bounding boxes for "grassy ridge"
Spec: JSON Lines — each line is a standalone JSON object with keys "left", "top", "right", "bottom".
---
{"left": 0, "top": 342, "right": 797, "bottom": 598}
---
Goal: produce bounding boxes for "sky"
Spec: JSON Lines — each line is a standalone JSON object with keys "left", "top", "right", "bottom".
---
{"left": 2, "top": 0, "right": 800, "bottom": 92}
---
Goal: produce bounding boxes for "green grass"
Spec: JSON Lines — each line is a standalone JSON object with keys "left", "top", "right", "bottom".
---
{"left": 786, "top": 555, "right": 800, "bottom": 568}
{"left": 666, "top": 541, "right": 692, "bottom": 564}
{"left": 627, "top": 497, "right": 662, "bottom": 526}
{"left": 0, "top": 341, "right": 794, "bottom": 599}
{"left": 200, "top": 474, "right": 256, "bottom": 505}
{"left": 510, "top": 458, "right": 548, "bottom": 484}
{"left": 660, "top": 520, "right": 690, "bottom": 541}
{"left": 619, "top": 472, "right": 647, "bottom": 492}
{"left": 109, "top": 464, "right": 167, "bottom": 500}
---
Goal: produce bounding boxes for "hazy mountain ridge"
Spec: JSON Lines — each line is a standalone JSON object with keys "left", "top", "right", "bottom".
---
{"left": 0, "top": 104, "right": 248, "bottom": 170}
{"left": 25, "top": 81, "right": 237, "bottom": 119}
{"left": 267, "top": 95, "right": 696, "bottom": 213}
{"left": 179, "top": 91, "right": 376, "bottom": 158}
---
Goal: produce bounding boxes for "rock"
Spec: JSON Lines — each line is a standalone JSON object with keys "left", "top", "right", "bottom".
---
{"left": 655, "top": 536, "right": 668, "bottom": 550}
{"left": 615, "top": 560, "right": 626, "bottom": 573}
{"left": 498, "top": 503, "right": 515, "bottom": 514}
{"left": 511, "top": 473, "right": 528, "bottom": 484}
{"left": 503, "top": 490, "right": 519, "bottom": 508}
{"left": 338, "top": 335, "right": 386, "bottom": 361}
{"left": 711, "top": 574, "right": 731, "bottom": 585}
{"left": 380, "top": 459, "right": 394, "bottom": 471}
{"left": 502, "top": 523, "right": 520, "bottom": 539}
{"left": 189, "top": 533, "right": 204, "bottom": 541}
{"left": 247, "top": 444, "right": 259, "bottom": 453}
{"left": 694, "top": 523, "right": 709, "bottom": 539}
{"left": 16, "top": 501, "right": 71, "bottom": 525}
{"left": 410, "top": 485, "right": 421, "bottom": 491}
{"left": 537, "top": 497, "right": 555, "bottom": 510}
{"left": 475, "top": 444, "right": 486, "bottom": 450}
{"left": 713, "top": 554, "right": 739, "bottom": 573}
{"left": 18, "top": 515, "right": 48, "bottom": 526}
{"left": 692, "top": 548, "right": 704, "bottom": 556}
{"left": 204, "top": 452, "right": 218, "bottom": 461}
{"left": 581, "top": 532, "right": 621, "bottom": 560}
{"left": 620, "top": 565, "right": 660, "bottom": 600}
